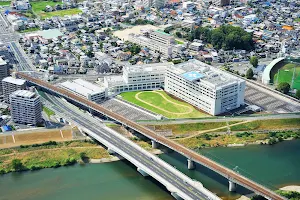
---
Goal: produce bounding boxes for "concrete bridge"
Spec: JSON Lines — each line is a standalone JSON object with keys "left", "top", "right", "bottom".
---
{"left": 18, "top": 72, "right": 286, "bottom": 200}
{"left": 43, "top": 93, "right": 220, "bottom": 200}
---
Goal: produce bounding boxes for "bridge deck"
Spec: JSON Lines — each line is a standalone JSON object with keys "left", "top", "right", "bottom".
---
{"left": 18, "top": 72, "right": 285, "bottom": 200}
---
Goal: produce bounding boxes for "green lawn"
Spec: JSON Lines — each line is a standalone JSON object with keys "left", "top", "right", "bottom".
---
{"left": 273, "top": 63, "right": 300, "bottom": 89}
{"left": 295, "top": 18, "right": 300, "bottom": 22}
{"left": 31, "top": 1, "right": 81, "bottom": 19}
{"left": 18, "top": 27, "right": 40, "bottom": 33}
{"left": 0, "top": 1, "right": 10, "bottom": 6}
{"left": 43, "top": 106, "right": 55, "bottom": 117}
{"left": 175, "top": 40, "right": 184, "bottom": 44}
{"left": 39, "top": 8, "right": 81, "bottom": 19}
{"left": 120, "top": 90, "right": 209, "bottom": 119}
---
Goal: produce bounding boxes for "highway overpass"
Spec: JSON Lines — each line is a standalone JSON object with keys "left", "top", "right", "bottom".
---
{"left": 18, "top": 72, "right": 286, "bottom": 200}
{"left": 43, "top": 93, "right": 219, "bottom": 200}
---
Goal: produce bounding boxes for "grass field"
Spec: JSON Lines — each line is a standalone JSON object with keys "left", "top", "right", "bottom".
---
{"left": 18, "top": 27, "right": 40, "bottom": 33}
{"left": 153, "top": 118, "right": 300, "bottom": 135}
{"left": 0, "top": 1, "right": 10, "bottom": 5}
{"left": 31, "top": 1, "right": 81, "bottom": 19}
{"left": 0, "top": 140, "right": 110, "bottom": 173}
{"left": 178, "top": 133, "right": 269, "bottom": 149}
{"left": 43, "top": 106, "right": 55, "bottom": 117}
{"left": 273, "top": 63, "right": 300, "bottom": 89}
{"left": 120, "top": 90, "right": 209, "bottom": 119}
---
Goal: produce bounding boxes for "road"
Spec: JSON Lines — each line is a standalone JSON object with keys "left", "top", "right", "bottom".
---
{"left": 0, "top": 13, "right": 19, "bottom": 43}
{"left": 44, "top": 93, "right": 217, "bottom": 200}
{"left": 0, "top": 12, "right": 33, "bottom": 71}
{"left": 18, "top": 72, "right": 286, "bottom": 200}
{"left": 137, "top": 113, "right": 300, "bottom": 125}
{"left": 9, "top": 41, "right": 35, "bottom": 71}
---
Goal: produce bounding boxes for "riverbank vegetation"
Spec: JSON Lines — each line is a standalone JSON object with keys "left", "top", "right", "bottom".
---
{"left": 176, "top": 130, "right": 300, "bottom": 149}
{"left": 252, "top": 190, "right": 300, "bottom": 200}
{"left": 0, "top": 140, "right": 110, "bottom": 174}
{"left": 152, "top": 118, "right": 300, "bottom": 135}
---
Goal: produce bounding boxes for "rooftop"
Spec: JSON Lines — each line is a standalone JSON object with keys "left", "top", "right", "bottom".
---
{"left": 12, "top": 90, "right": 36, "bottom": 99}
{"left": 39, "top": 29, "right": 63, "bottom": 40}
{"left": 0, "top": 57, "right": 7, "bottom": 65}
{"left": 170, "top": 59, "right": 242, "bottom": 88}
{"left": 2, "top": 76, "right": 26, "bottom": 85}
{"left": 155, "top": 29, "right": 171, "bottom": 36}
{"left": 124, "top": 62, "right": 171, "bottom": 74}
{"left": 60, "top": 79, "right": 106, "bottom": 97}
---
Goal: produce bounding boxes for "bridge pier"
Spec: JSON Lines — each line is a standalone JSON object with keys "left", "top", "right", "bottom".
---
{"left": 228, "top": 180, "right": 237, "bottom": 192}
{"left": 107, "top": 148, "right": 116, "bottom": 154}
{"left": 187, "top": 159, "right": 195, "bottom": 170}
{"left": 137, "top": 167, "right": 149, "bottom": 177}
{"left": 151, "top": 140, "right": 159, "bottom": 149}
{"left": 170, "top": 192, "right": 183, "bottom": 200}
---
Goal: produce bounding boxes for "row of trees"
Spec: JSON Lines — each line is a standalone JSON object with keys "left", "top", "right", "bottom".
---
{"left": 187, "top": 25, "right": 254, "bottom": 50}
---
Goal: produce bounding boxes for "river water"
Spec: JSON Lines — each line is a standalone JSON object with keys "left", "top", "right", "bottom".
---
{"left": 0, "top": 140, "right": 299, "bottom": 200}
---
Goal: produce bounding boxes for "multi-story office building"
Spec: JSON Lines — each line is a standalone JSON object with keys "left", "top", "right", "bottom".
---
{"left": 59, "top": 79, "right": 107, "bottom": 103}
{"left": 128, "top": 33, "right": 173, "bottom": 57}
{"left": 103, "top": 63, "right": 171, "bottom": 94}
{"left": 2, "top": 75, "right": 26, "bottom": 103}
{"left": 164, "top": 59, "right": 245, "bottom": 115}
{"left": 10, "top": 90, "right": 42, "bottom": 125}
{"left": 128, "top": 30, "right": 175, "bottom": 57}
{"left": 149, "top": 30, "right": 174, "bottom": 46}
{"left": 0, "top": 57, "right": 10, "bottom": 95}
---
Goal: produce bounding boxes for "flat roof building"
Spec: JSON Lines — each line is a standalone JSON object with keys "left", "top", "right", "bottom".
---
{"left": 128, "top": 33, "right": 173, "bottom": 57}
{"left": 165, "top": 59, "right": 245, "bottom": 115}
{"left": 59, "top": 79, "right": 107, "bottom": 103}
{"left": 2, "top": 75, "right": 26, "bottom": 103}
{"left": 103, "top": 63, "right": 171, "bottom": 95}
{"left": 10, "top": 90, "right": 42, "bottom": 125}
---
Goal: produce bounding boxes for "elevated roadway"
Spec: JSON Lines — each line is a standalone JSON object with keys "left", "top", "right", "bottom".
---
{"left": 43, "top": 93, "right": 219, "bottom": 200}
{"left": 18, "top": 72, "right": 286, "bottom": 200}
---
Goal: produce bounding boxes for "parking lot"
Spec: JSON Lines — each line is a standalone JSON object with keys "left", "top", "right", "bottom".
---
{"left": 245, "top": 84, "right": 300, "bottom": 113}
{"left": 100, "top": 98, "right": 158, "bottom": 121}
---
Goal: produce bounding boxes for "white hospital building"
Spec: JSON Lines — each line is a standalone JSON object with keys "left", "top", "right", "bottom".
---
{"left": 59, "top": 60, "right": 245, "bottom": 116}
{"left": 164, "top": 59, "right": 245, "bottom": 115}
{"left": 103, "top": 62, "right": 171, "bottom": 94}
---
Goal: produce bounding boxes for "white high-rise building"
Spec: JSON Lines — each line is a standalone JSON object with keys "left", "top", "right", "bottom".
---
{"left": 10, "top": 90, "right": 42, "bottom": 125}
{"left": 0, "top": 57, "right": 10, "bottom": 95}
{"left": 2, "top": 75, "right": 26, "bottom": 103}
{"left": 164, "top": 59, "right": 245, "bottom": 115}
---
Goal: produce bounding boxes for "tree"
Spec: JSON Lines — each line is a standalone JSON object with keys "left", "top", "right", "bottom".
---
{"left": 276, "top": 82, "right": 290, "bottom": 94}
{"left": 245, "top": 68, "right": 254, "bottom": 79}
{"left": 175, "top": 32, "right": 182, "bottom": 38}
{"left": 11, "top": 159, "right": 24, "bottom": 171}
{"left": 250, "top": 56, "right": 259, "bottom": 68}
{"left": 296, "top": 90, "right": 300, "bottom": 99}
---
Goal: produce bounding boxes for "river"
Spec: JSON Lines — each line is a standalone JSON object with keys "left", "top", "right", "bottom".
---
{"left": 0, "top": 140, "right": 299, "bottom": 200}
